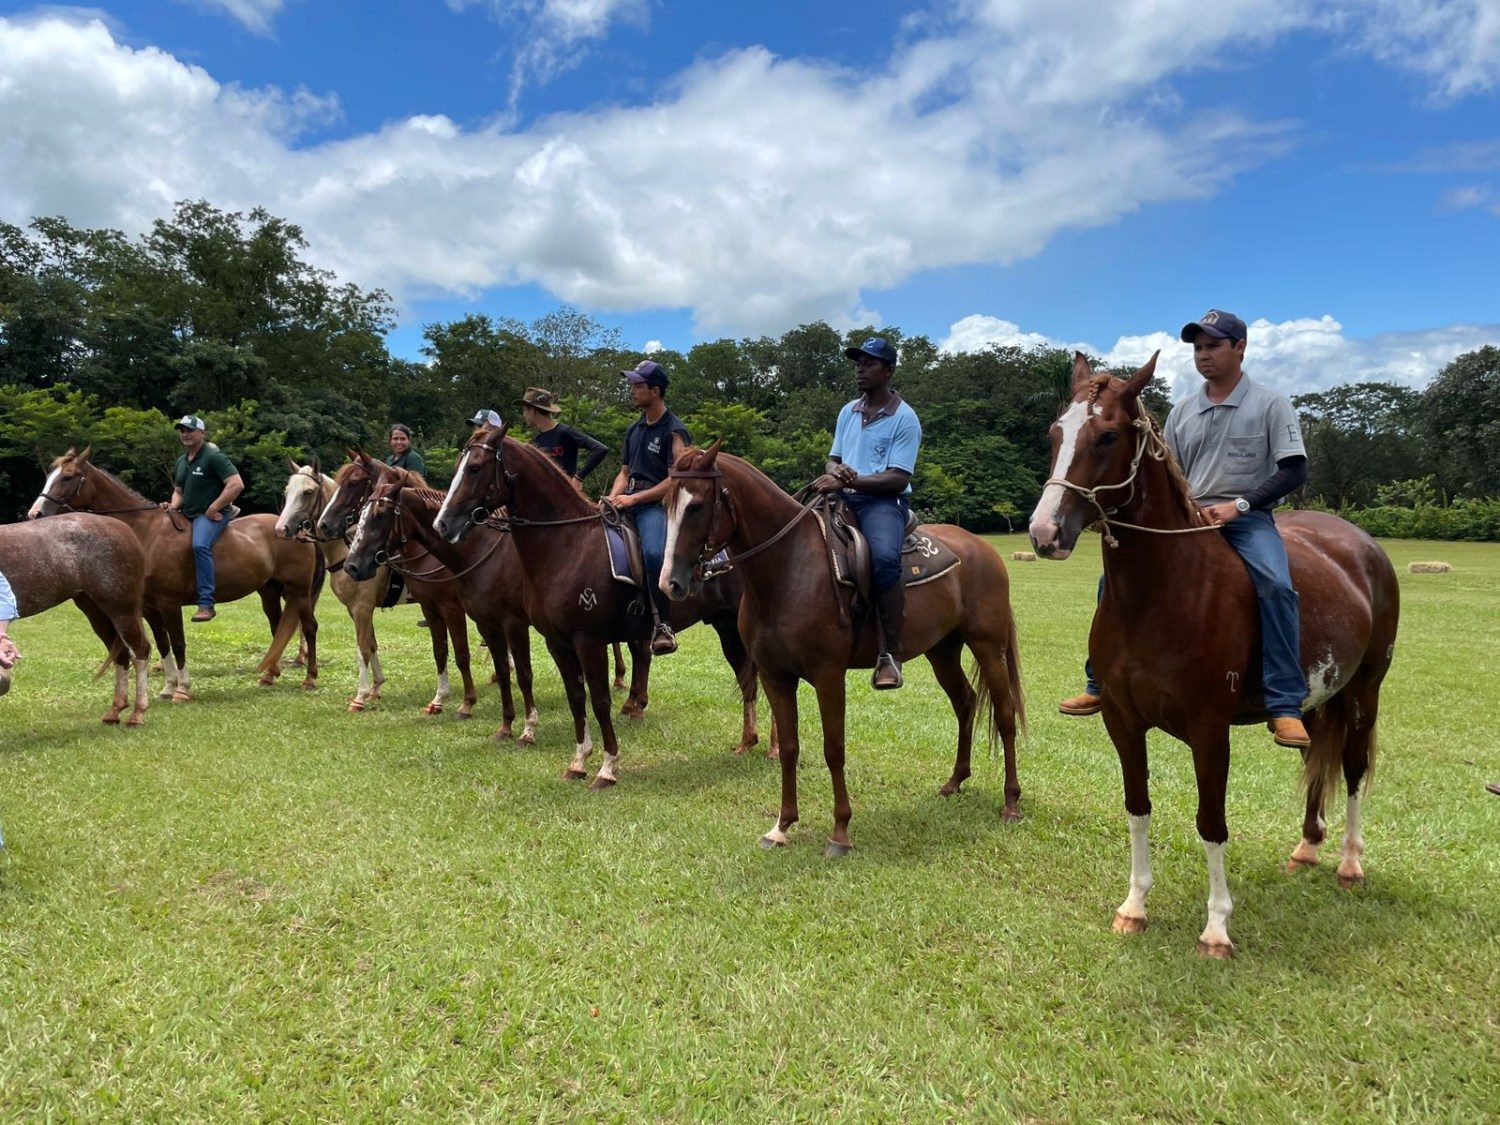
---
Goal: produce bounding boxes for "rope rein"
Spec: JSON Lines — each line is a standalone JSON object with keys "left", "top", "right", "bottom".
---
{"left": 1043, "top": 415, "right": 1219, "bottom": 548}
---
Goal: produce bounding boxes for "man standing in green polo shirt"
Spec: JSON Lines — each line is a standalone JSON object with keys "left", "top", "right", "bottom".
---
{"left": 385, "top": 423, "right": 426, "bottom": 477}
{"left": 169, "top": 414, "right": 244, "bottom": 622}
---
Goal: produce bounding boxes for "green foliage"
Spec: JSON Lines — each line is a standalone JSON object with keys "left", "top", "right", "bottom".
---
{"left": 201, "top": 400, "right": 302, "bottom": 513}
{"left": 1343, "top": 498, "right": 1500, "bottom": 541}
{"left": 1417, "top": 345, "right": 1500, "bottom": 500}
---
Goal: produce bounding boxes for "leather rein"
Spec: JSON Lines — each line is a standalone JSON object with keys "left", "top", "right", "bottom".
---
{"left": 368, "top": 488, "right": 506, "bottom": 583}
{"left": 666, "top": 465, "right": 823, "bottom": 581}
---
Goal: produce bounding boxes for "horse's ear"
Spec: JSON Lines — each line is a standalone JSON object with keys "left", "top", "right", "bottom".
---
{"left": 77, "top": 444, "right": 93, "bottom": 463}
{"left": 1123, "top": 351, "right": 1159, "bottom": 398}
{"left": 702, "top": 437, "right": 723, "bottom": 467}
{"left": 498, "top": 422, "right": 510, "bottom": 441}
{"left": 287, "top": 456, "right": 301, "bottom": 472}
{"left": 1071, "top": 351, "right": 1094, "bottom": 397}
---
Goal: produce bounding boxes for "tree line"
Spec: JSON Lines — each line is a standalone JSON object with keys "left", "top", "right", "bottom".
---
{"left": 2, "top": 202, "right": 1496, "bottom": 538}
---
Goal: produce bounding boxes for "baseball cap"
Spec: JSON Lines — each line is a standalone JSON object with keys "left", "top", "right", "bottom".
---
{"left": 622, "top": 360, "right": 669, "bottom": 391}
{"left": 174, "top": 415, "right": 207, "bottom": 431}
{"left": 466, "top": 409, "right": 503, "bottom": 427}
{"left": 844, "top": 337, "right": 898, "bottom": 366}
{"left": 1180, "top": 309, "right": 1247, "bottom": 343}
{"left": 516, "top": 387, "right": 562, "bottom": 414}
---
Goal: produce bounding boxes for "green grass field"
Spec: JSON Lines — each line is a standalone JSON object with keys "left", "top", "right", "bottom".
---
{"left": 1, "top": 534, "right": 1495, "bottom": 1120}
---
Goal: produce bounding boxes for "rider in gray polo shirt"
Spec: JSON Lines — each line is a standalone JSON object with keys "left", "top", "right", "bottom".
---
{"left": 1059, "top": 309, "right": 1312, "bottom": 750}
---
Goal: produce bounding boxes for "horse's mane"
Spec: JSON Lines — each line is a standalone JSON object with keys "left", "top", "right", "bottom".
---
{"left": 385, "top": 465, "right": 429, "bottom": 488}
{"left": 64, "top": 457, "right": 154, "bottom": 505}
{"left": 400, "top": 486, "right": 451, "bottom": 507}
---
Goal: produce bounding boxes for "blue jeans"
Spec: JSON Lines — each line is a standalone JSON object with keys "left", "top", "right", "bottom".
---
{"left": 191, "top": 511, "right": 233, "bottom": 609}
{"left": 632, "top": 501, "right": 671, "bottom": 619}
{"left": 0, "top": 569, "right": 16, "bottom": 621}
{"left": 844, "top": 493, "right": 908, "bottom": 591}
{"left": 1083, "top": 510, "right": 1305, "bottom": 715}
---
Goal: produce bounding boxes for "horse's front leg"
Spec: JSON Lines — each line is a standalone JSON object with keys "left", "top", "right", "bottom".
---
{"left": 813, "top": 672, "right": 853, "bottom": 857}
{"left": 620, "top": 637, "right": 650, "bottom": 718}
{"left": 584, "top": 642, "right": 623, "bottom": 789}
{"left": 421, "top": 599, "right": 452, "bottom": 715}
{"left": 1103, "top": 708, "right": 1153, "bottom": 936}
{"left": 759, "top": 672, "right": 800, "bottom": 847}
{"left": 548, "top": 638, "right": 592, "bottom": 780}
{"left": 1189, "top": 730, "right": 1235, "bottom": 958}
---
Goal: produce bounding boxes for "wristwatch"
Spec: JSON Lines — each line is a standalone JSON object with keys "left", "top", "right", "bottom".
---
{"left": 1234, "top": 497, "right": 1251, "bottom": 514}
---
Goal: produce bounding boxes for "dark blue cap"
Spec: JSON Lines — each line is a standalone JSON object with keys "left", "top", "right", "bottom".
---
{"left": 1180, "top": 309, "right": 1247, "bottom": 343}
{"left": 623, "top": 360, "right": 669, "bottom": 391}
{"left": 844, "top": 337, "right": 897, "bottom": 366}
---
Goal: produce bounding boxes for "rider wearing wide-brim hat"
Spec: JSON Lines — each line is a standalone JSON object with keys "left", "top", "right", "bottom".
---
{"left": 168, "top": 414, "right": 244, "bottom": 623}
{"left": 810, "top": 336, "right": 923, "bottom": 690}
{"left": 516, "top": 387, "right": 608, "bottom": 496}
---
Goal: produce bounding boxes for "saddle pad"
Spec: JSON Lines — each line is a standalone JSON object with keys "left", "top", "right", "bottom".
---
{"left": 817, "top": 512, "right": 962, "bottom": 590}
{"left": 604, "top": 524, "right": 639, "bottom": 587}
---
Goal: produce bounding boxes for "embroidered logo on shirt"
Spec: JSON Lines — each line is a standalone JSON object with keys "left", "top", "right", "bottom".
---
{"left": 647, "top": 437, "right": 661, "bottom": 454}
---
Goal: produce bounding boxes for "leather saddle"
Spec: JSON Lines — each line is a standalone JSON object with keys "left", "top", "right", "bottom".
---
{"left": 602, "top": 505, "right": 727, "bottom": 588}
{"left": 816, "top": 497, "right": 961, "bottom": 608}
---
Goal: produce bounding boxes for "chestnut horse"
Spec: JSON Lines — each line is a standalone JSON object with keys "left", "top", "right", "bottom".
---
{"left": 661, "top": 442, "right": 1025, "bottom": 855}
{"left": 1028, "top": 353, "right": 1399, "bottom": 956}
{"left": 344, "top": 479, "right": 540, "bottom": 742}
{"left": 432, "top": 426, "right": 768, "bottom": 788}
{"left": 0, "top": 514, "right": 151, "bottom": 724}
{"left": 314, "top": 449, "right": 631, "bottom": 696}
{"left": 30, "top": 447, "right": 324, "bottom": 702}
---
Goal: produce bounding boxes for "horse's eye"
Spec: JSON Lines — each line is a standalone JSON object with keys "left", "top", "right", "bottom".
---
{"left": 465, "top": 463, "right": 480, "bottom": 474}
{"left": 1097, "top": 431, "right": 1119, "bottom": 447}
{"left": 685, "top": 500, "right": 703, "bottom": 515}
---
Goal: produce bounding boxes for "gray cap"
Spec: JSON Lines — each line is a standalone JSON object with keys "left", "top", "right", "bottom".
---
{"left": 467, "top": 409, "right": 503, "bottom": 427}
{"left": 174, "top": 415, "right": 207, "bottom": 431}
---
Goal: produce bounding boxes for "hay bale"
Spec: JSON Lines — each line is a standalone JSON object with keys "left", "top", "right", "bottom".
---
{"left": 1408, "top": 561, "right": 1452, "bottom": 574}
{"left": 1012, "top": 550, "right": 1037, "bottom": 562}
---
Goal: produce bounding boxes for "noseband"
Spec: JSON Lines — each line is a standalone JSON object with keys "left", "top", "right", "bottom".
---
{"left": 667, "top": 466, "right": 738, "bottom": 579}
{"left": 38, "top": 463, "right": 91, "bottom": 510}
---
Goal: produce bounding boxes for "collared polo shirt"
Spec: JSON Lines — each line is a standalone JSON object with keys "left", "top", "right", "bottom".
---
{"left": 621, "top": 410, "right": 692, "bottom": 493}
{"left": 173, "top": 443, "right": 239, "bottom": 517}
{"left": 386, "top": 449, "right": 426, "bottom": 477}
{"left": 1164, "top": 374, "right": 1305, "bottom": 506}
{"left": 829, "top": 392, "right": 922, "bottom": 496}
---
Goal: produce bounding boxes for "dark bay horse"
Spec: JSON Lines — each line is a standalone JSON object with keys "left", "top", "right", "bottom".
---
{"left": 29, "top": 447, "right": 324, "bottom": 702}
{"left": 432, "top": 426, "right": 768, "bottom": 788}
{"left": 661, "top": 442, "right": 1025, "bottom": 855}
{"left": 344, "top": 479, "right": 540, "bottom": 742}
{"left": 0, "top": 514, "right": 151, "bottom": 724}
{"left": 1028, "top": 353, "right": 1400, "bottom": 957}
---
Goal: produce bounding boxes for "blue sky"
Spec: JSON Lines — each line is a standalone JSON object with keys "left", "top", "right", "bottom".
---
{"left": 1, "top": 1, "right": 1497, "bottom": 396}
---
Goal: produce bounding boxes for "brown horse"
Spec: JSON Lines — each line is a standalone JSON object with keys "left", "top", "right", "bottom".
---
{"left": 29, "top": 447, "right": 324, "bottom": 702}
{"left": 1027, "top": 353, "right": 1400, "bottom": 956}
{"left": 344, "top": 479, "right": 540, "bottom": 742}
{"left": 432, "top": 426, "right": 768, "bottom": 788}
{"left": 661, "top": 441, "right": 1025, "bottom": 855}
{"left": 314, "top": 449, "right": 632, "bottom": 696}
{"left": 0, "top": 514, "right": 151, "bottom": 724}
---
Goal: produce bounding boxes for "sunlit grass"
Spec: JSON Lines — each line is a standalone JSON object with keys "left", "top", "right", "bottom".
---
{"left": 1, "top": 535, "right": 1495, "bottom": 1118}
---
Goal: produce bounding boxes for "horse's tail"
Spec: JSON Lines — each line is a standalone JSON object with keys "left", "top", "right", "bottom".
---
{"left": 312, "top": 543, "right": 328, "bottom": 599}
{"left": 93, "top": 634, "right": 129, "bottom": 680}
{"left": 970, "top": 616, "right": 1027, "bottom": 756}
{"left": 1302, "top": 697, "right": 1379, "bottom": 805}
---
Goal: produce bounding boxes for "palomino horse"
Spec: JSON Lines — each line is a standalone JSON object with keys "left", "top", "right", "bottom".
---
{"left": 432, "top": 426, "right": 769, "bottom": 788}
{"left": 1028, "top": 353, "right": 1399, "bottom": 956}
{"left": 30, "top": 447, "right": 324, "bottom": 701}
{"left": 0, "top": 514, "right": 151, "bottom": 724}
{"left": 661, "top": 442, "right": 1025, "bottom": 854}
{"left": 314, "top": 449, "right": 631, "bottom": 696}
{"left": 343, "top": 478, "right": 540, "bottom": 743}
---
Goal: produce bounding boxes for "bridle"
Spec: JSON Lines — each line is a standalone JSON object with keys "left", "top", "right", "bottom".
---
{"left": 36, "top": 461, "right": 158, "bottom": 517}
{"left": 364, "top": 488, "right": 505, "bottom": 582}
{"left": 1043, "top": 409, "right": 1216, "bottom": 548}
{"left": 667, "top": 464, "right": 822, "bottom": 581}
{"left": 458, "top": 436, "right": 598, "bottom": 531}
{"left": 287, "top": 472, "right": 345, "bottom": 542}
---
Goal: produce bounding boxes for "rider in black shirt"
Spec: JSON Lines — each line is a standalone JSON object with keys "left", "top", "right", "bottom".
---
{"left": 516, "top": 387, "right": 608, "bottom": 492}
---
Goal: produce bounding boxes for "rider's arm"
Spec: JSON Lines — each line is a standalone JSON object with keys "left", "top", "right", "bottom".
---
{"left": 608, "top": 464, "right": 630, "bottom": 501}
{"left": 208, "top": 473, "right": 244, "bottom": 518}
{"left": 840, "top": 468, "right": 912, "bottom": 496}
{"left": 168, "top": 486, "right": 183, "bottom": 512}
{"left": 1241, "top": 456, "right": 1307, "bottom": 510}
{"left": 574, "top": 427, "right": 608, "bottom": 481}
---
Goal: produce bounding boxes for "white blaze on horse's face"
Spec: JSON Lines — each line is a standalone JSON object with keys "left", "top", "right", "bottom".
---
{"left": 347, "top": 499, "right": 375, "bottom": 558}
{"left": 1028, "top": 399, "right": 1090, "bottom": 558}
{"left": 435, "top": 449, "right": 470, "bottom": 540}
{"left": 29, "top": 467, "right": 62, "bottom": 519}
{"left": 275, "top": 470, "right": 312, "bottom": 535}
{"left": 659, "top": 485, "right": 691, "bottom": 598}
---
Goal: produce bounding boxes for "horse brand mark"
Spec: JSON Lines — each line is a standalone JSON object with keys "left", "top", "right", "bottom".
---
{"left": 1225, "top": 670, "right": 1239, "bottom": 692}
{"left": 579, "top": 587, "right": 598, "bottom": 611}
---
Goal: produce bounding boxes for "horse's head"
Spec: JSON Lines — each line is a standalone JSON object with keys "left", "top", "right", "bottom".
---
{"left": 661, "top": 439, "right": 731, "bottom": 601}
{"left": 1028, "top": 352, "right": 1158, "bottom": 559}
{"left": 29, "top": 446, "right": 97, "bottom": 519}
{"left": 316, "top": 450, "right": 380, "bottom": 539}
{"left": 435, "top": 423, "right": 511, "bottom": 543}
{"left": 345, "top": 479, "right": 405, "bottom": 582}
{"left": 276, "top": 460, "right": 325, "bottom": 539}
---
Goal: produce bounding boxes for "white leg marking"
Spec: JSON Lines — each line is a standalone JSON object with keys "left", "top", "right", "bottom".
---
{"left": 435, "top": 449, "right": 470, "bottom": 530}
{"left": 570, "top": 732, "right": 594, "bottom": 772}
{"left": 355, "top": 651, "right": 371, "bottom": 697}
{"left": 1199, "top": 839, "right": 1234, "bottom": 950}
{"left": 134, "top": 659, "right": 149, "bottom": 715}
{"left": 595, "top": 752, "right": 619, "bottom": 784}
{"left": 521, "top": 706, "right": 539, "bottom": 741}
{"left": 1339, "top": 779, "right": 1366, "bottom": 882}
{"left": 1117, "top": 813, "right": 1153, "bottom": 923}
{"left": 1027, "top": 400, "right": 1089, "bottom": 538}
{"left": 114, "top": 665, "right": 129, "bottom": 709}
{"left": 762, "top": 819, "right": 789, "bottom": 846}
{"left": 160, "top": 652, "right": 180, "bottom": 697}
{"left": 433, "top": 670, "right": 452, "bottom": 706}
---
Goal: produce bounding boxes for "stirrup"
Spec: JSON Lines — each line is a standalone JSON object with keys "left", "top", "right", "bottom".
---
{"left": 649, "top": 624, "right": 678, "bottom": 656}
{"left": 872, "top": 653, "right": 903, "bottom": 690}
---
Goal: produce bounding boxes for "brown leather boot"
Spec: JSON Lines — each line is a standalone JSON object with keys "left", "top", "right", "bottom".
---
{"left": 191, "top": 606, "right": 216, "bottom": 622}
{"left": 1271, "top": 716, "right": 1311, "bottom": 748}
{"left": 1058, "top": 692, "right": 1103, "bottom": 716}
{"left": 871, "top": 585, "right": 905, "bottom": 690}
{"left": 650, "top": 622, "right": 678, "bottom": 656}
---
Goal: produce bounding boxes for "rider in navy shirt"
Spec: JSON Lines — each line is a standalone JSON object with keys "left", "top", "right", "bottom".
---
{"left": 607, "top": 361, "right": 692, "bottom": 655}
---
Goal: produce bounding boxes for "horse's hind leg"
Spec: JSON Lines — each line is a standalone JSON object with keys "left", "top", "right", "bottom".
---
{"left": 967, "top": 634, "right": 1022, "bottom": 820}
{"left": 1337, "top": 687, "right": 1380, "bottom": 889}
{"left": 813, "top": 672, "right": 853, "bottom": 856}
{"left": 480, "top": 622, "right": 516, "bottom": 740}
{"left": 74, "top": 595, "right": 127, "bottom": 724}
{"left": 925, "top": 632, "right": 975, "bottom": 796}
{"left": 1288, "top": 703, "right": 1343, "bottom": 873}
{"left": 612, "top": 642, "right": 627, "bottom": 691}
{"left": 421, "top": 598, "right": 453, "bottom": 715}
{"left": 711, "top": 616, "right": 761, "bottom": 756}
{"left": 620, "top": 638, "right": 650, "bottom": 718}
{"left": 292, "top": 589, "right": 319, "bottom": 690}
{"left": 445, "top": 602, "right": 477, "bottom": 719}
{"left": 508, "top": 621, "right": 539, "bottom": 746}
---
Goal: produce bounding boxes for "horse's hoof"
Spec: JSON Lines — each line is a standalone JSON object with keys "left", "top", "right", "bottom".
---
{"left": 292, "top": 656, "right": 306, "bottom": 668}
{"left": 1001, "top": 805, "right": 1022, "bottom": 823}
{"left": 1285, "top": 856, "right": 1318, "bottom": 873}
{"left": 171, "top": 691, "right": 193, "bottom": 703}
{"left": 1196, "top": 939, "right": 1236, "bottom": 959}
{"left": 126, "top": 715, "right": 145, "bottom": 728}
{"left": 347, "top": 700, "right": 366, "bottom": 713}
{"left": 938, "top": 780, "right": 961, "bottom": 797}
{"left": 612, "top": 678, "right": 627, "bottom": 691}
{"left": 766, "top": 746, "right": 780, "bottom": 760}
{"left": 589, "top": 774, "right": 617, "bottom": 790}
{"left": 823, "top": 840, "right": 853, "bottom": 858}
{"left": 759, "top": 834, "right": 786, "bottom": 849}
{"left": 563, "top": 767, "right": 588, "bottom": 781}
{"left": 157, "top": 691, "right": 174, "bottom": 701}
{"left": 1337, "top": 871, "right": 1365, "bottom": 890}
{"left": 102, "top": 714, "right": 121, "bottom": 725}
{"left": 301, "top": 680, "right": 318, "bottom": 692}
{"left": 422, "top": 705, "right": 443, "bottom": 716}
{"left": 492, "top": 727, "right": 513, "bottom": 742}
{"left": 516, "top": 732, "right": 536, "bottom": 747}
{"left": 1112, "top": 913, "right": 1147, "bottom": 935}
{"left": 257, "top": 676, "right": 276, "bottom": 687}
{"left": 455, "top": 710, "right": 473, "bottom": 721}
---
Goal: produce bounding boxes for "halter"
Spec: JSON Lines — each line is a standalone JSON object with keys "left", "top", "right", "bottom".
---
{"left": 1043, "top": 411, "right": 1216, "bottom": 548}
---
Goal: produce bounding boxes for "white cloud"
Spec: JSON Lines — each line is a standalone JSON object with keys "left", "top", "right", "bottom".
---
{"left": 187, "top": 0, "right": 286, "bottom": 35}
{"left": 1341, "top": 0, "right": 1500, "bottom": 101}
{"left": 940, "top": 312, "right": 1500, "bottom": 396}
{"left": 449, "top": 0, "right": 648, "bottom": 100}
{"left": 0, "top": 6, "right": 1492, "bottom": 340}
{"left": 642, "top": 339, "right": 663, "bottom": 353}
